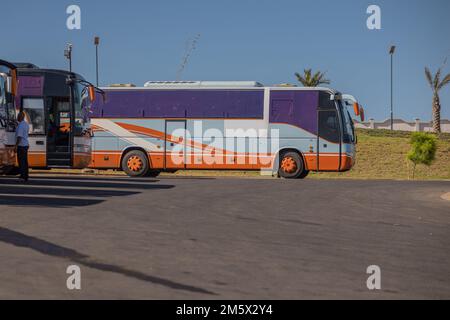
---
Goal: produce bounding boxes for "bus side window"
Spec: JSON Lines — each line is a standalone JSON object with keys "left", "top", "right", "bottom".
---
{"left": 318, "top": 91, "right": 335, "bottom": 110}
{"left": 22, "top": 98, "right": 45, "bottom": 135}
{"left": 317, "top": 91, "right": 340, "bottom": 143}
{"left": 318, "top": 110, "right": 340, "bottom": 143}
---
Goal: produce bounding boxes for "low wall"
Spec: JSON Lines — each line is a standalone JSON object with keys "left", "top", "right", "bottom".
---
{"left": 354, "top": 119, "right": 450, "bottom": 133}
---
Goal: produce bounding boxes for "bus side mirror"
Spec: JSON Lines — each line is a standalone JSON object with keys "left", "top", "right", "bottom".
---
{"left": 88, "top": 85, "right": 96, "bottom": 102}
{"left": 353, "top": 102, "right": 360, "bottom": 116}
{"left": 11, "top": 70, "right": 17, "bottom": 96}
{"left": 360, "top": 107, "right": 365, "bottom": 122}
{"left": 5, "top": 76, "right": 12, "bottom": 94}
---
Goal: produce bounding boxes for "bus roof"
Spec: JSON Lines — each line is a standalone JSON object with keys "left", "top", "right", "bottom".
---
{"left": 144, "top": 81, "right": 265, "bottom": 88}
{"left": 13, "top": 62, "right": 39, "bottom": 69}
{"left": 102, "top": 82, "right": 338, "bottom": 95}
{"left": 16, "top": 67, "right": 85, "bottom": 81}
{"left": 0, "top": 60, "right": 17, "bottom": 70}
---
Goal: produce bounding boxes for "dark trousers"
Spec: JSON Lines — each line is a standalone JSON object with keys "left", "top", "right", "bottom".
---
{"left": 17, "top": 146, "right": 29, "bottom": 181}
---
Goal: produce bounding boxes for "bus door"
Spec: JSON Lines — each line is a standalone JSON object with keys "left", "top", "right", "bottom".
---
{"left": 21, "top": 97, "right": 47, "bottom": 167}
{"left": 317, "top": 109, "right": 341, "bottom": 171}
{"left": 164, "top": 120, "right": 186, "bottom": 169}
{"left": 46, "top": 97, "right": 72, "bottom": 167}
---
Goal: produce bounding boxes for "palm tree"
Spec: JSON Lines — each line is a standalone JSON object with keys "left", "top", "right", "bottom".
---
{"left": 425, "top": 60, "right": 450, "bottom": 133}
{"left": 295, "top": 69, "right": 330, "bottom": 87}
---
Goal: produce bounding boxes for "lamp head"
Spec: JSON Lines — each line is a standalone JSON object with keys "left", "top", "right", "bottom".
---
{"left": 389, "top": 45, "right": 396, "bottom": 55}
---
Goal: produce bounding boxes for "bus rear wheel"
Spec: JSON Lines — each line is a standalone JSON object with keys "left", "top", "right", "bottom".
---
{"left": 122, "top": 150, "right": 149, "bottom": 177}
{"left": 278, "top": 151, "right": 306, "bottom": 179}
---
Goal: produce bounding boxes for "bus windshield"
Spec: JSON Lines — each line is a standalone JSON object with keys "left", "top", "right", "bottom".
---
{"left": 0, "top": 85, "right": 7, "bottom": 125}
{"left": 338, "top": 100, "right": 355, "bottom": 143}
{"left": 0, "top": 77, "right": 6, "bottom": 125}
{"left": 0, "top": 75, "right": 14, "bottom": 128}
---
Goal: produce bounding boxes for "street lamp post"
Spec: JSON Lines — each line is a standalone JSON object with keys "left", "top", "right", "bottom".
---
{"left": 64, "top": 44, "right": 73, "bottom": 72}
{"left": 389, "top": 45, "right": 396, "bottom": 131}
{"left": 94, "top": 36, "right": 100, "bottom": 87}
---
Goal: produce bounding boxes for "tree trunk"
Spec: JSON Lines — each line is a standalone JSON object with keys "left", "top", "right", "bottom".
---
{"left": 432, "top": 93, "right": 441, "bottom": 133}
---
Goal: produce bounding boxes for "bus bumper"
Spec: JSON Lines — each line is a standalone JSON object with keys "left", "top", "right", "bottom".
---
{"left": 73, "top": 153, "right": 92, "bottom": 169}
{"left": 0, "top": 146, "right": 16, "bottom": 169}
{"left": 340, "top": 154, "right": 355, "bottom": 172}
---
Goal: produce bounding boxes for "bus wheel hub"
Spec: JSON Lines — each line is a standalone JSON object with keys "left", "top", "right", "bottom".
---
{"left": 281, "top": 157, "right": 297, "bottom": 173}
{"left": 128, "top": 156, "right": 143, "bottom": 172}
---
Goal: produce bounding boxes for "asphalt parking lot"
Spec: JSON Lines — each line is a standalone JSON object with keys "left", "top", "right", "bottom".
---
{"left": 0, "top": 175, "right": 449, "bottom": 299}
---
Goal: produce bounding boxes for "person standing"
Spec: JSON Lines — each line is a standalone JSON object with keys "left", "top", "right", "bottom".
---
{"left": 15, "top": 111, "right": 30, "bottom": 182}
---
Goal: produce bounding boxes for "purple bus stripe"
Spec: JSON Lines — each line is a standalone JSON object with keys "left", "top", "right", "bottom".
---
{"left": 92, "top": 89, "right": 265, "bottom": 119}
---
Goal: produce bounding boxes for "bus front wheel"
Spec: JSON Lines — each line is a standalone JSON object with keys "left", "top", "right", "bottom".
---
{"left": 121, "top": 150, "right": 149, "bottom": 177}
{"left": 278, "top": 151, "right": 306, "bottom": 179}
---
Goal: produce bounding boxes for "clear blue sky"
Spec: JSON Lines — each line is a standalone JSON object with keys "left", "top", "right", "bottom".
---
{"left": 2, "top": 0, "right": 450, "bottom": 121}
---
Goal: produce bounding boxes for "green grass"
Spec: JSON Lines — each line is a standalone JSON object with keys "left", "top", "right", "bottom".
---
{"left": 310, "top": 129, "right": 450, "bottom": 180}
{"left": 32, "top": 129, "right": 450, "bottom": 180}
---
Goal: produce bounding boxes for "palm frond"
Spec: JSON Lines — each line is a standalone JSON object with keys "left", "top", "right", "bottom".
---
{"left": 438, "top": 73, "right": 450, "bottom": 90}
{"left": 434, "top": 67, "right": 442, "bottom": 90}
{"left": 304, "top": 69, "right": 312, "bottom": 85}
{"left": 295, "top": 68, "right": 330, "bottom": 87}
{"left": 315, "top": 71, "right": 330, "bottom": 85}
{"left": 425, "top": 67, "right": 433, "bottom": 87}
{"left": 295, "top": 72, "right": 307, "bottom": 86}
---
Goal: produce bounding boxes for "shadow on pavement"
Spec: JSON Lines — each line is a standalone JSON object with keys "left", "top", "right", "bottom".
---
{"left": 0, "top": 177, "right": 175, "bottom": 208}
{"left": 0, "top": 196, "right": 104, "bottom": 208}
{"left": 25, "top": 176, "right": 159, "bottom": 183}
{"left": 0, "top": 186, "right": 141, "bottom": 198}
{"left": 0, "top": 226, "right": 216, "bottom": 296}
{"left": 0, "top": 178, "right": 164, "bottom": 190}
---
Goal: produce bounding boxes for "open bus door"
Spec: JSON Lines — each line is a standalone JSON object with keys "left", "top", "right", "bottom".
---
{"left": 45, "top": 74, "right": 102, "bottom": 168}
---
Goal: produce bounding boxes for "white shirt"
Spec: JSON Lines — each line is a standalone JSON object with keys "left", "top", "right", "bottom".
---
{"left": 16, "top": 121, "right": 30, "bottom": 147}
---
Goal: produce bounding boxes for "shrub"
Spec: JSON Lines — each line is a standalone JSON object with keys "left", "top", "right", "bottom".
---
{"left": 407, "top": 132, "right": 437, "bottom": 179}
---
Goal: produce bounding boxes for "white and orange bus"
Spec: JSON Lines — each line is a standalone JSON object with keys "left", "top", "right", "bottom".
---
{"left": 89, "top": 81, "right": 364, "bottom": 179}
{"left": 0, "top": 60, "right": 18, "bottom": 174}
{"left": 2, "top": 64, "right": 101, "bottom": 172}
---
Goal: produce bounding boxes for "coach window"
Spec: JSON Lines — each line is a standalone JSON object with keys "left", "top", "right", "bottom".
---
{"left": 318, "top": 92, "right": 340, "bottom": 143}
{"left": 22, "top": 98, "right": 45, "bottom": 135}
{"left": 318, "top": 110, "right": 340, "bottom": 143}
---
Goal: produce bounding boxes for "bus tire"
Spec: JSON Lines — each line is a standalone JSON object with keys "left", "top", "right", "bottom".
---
{"left": 121, "top": 150, "right": 149, "bottom": 177}
{"left": 278, "top": 151, "right": 306, "bottom": 179}
{"left": 297, "top": 170, "right": 310, "bottom": 179}
{"left": 145, "top": 170, "right": 161, "bottom": 178}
